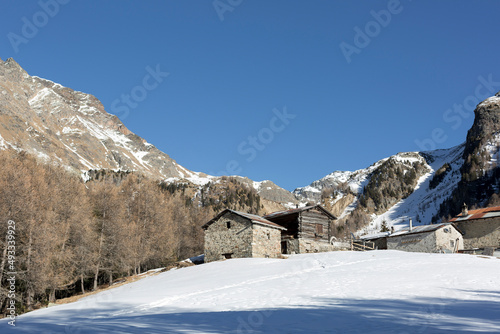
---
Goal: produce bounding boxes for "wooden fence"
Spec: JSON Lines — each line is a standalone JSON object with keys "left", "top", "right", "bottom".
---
{"left": 351, "top": 240, "right": 376, "bottom": 251}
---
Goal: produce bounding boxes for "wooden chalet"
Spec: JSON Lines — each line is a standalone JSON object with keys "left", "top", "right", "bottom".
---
{"left": 264, "top": 205, "right": 337, "bottom": 254}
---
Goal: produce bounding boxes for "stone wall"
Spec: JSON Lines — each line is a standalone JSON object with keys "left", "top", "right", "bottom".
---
{"left": 435, "top": 226, "right": 463, "bottom": 252}
{"left": 283, "top": 239, "right": 300, "bottom": 254}
{"left": 455, "top": 218, "right": 500, "bottom": 249}
{"left": 204, "top": 212, "right": 253, "bottom": 263}
{"left": 298, "top": 239, "right": 334, "bottom": 253}
{"left": 388, "top": 226, "right": 463, "bottom": 253}
{"left": 282, "top": 238, "right": 334, "bottom": 254}
{"left": 252, "top": 224, "right": 282, "bottom": 259}
{"left": 388, "top": 231, "right": 436, "bottom": 253}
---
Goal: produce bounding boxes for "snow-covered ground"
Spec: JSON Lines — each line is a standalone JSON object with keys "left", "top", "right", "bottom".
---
{"left": 2, "top": 251, "right": 499, "bottom": 333}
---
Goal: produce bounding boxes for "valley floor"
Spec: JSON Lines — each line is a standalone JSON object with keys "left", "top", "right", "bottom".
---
{"left": 2, "top": 251, "right": 500, "bottom": 333}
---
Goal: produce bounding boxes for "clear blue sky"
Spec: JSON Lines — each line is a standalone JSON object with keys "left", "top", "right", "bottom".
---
{"left": 1, "top": 1, "right": 500, "bottom": 191}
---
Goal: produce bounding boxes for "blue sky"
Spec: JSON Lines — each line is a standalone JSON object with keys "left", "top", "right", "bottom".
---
{"left": 1, "top": 1, "right": 500, "bottom": 191}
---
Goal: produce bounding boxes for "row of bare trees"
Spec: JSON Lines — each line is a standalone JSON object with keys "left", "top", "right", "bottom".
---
{"left": 0, "top": 150, "right": 211, "bottom": 314}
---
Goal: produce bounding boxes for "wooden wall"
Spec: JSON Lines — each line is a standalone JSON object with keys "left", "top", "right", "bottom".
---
{"left": 299, "top": 209, "right": 331, "bottom": 242}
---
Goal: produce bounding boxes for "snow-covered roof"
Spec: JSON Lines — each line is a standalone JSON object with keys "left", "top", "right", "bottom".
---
{"left": 359, "top": 232, "right": 391, "bottom": 240}
{"left": 388, "top": 223, "right": 458, "bottom": 238}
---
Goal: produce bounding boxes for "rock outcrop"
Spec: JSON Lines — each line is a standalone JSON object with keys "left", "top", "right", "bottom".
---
{"left": 0, "top": 58, "right": 194, "bottom": 180}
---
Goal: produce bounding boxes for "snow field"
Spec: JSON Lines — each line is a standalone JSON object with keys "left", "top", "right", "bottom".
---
{"left": 1, "top": 251, "right": 499, "bottom": 333}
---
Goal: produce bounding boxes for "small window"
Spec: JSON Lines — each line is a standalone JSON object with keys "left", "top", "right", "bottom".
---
{"left": 226, "top": 222, "right": 231, "bottom": 229}
{"left": 450, "top": 240, "right": 455, "bottom": 247}
{"left": 316, "top": 224, "right": 323, "bottom": 235}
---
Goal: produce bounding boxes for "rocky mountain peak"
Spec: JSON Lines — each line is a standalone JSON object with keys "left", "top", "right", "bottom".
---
{"left": 464, "top": 92, "right": 500, "bottom": 159}
{"left": 0, "top": 58, "right": 188, "bottom": 180}
{"left": 4, "top": 59, "right": 500, "bottom": 233}
{"left": 2, "top": 58, "right": 29, "bottom": 81}
{"left": 0, "top": 59, "right": 295, "bottom": 208}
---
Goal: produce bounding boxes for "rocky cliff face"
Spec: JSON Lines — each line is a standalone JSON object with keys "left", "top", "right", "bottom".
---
{"left": 0, "top": 58, "right": 189, "bottom": 180}
{"left": 464, "top": 92, "right": 500, "bottom": 156}
{"left": 435, "top": 91, "right": 500, "bottom": 220}
{"left": 462, "top": 92, "right": 500, "bottom": 180}
{"left": 0, "top": 58, "right": 294, "bottom": 207}
{"left": 3, "top": 58, "right": 499, "bottom": 233}
{"left": 296, "top": 91, "right": 500, "bottom": 234}
{"left": 233, "top": 176, "right": 298, "bottom": 205}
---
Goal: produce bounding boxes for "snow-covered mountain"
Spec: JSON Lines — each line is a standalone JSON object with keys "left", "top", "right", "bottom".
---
{"left": 293, "top": 159, "right": 385, "bottom": 203}
{"left": 0, "top": 58, "right": 191, "bottom": 180}
{"left": 2, "top": 57, "right": 500, "bottom": 231}
{"left": 291, "top": 90, "right": 500, "bottom": 234}
{"left": 294, "top": 146, "right": 467, "bottom": 233}
{"left": 294, "top": 89, "right": 500, "bottom": 233}
{"left": 2, "top": 251, "right": 499, "bottom": 333}
{"left": 0, "top": 58, "right": 294, "bottom": 206}
{"left": 361, "top": 145, "right": 465, "bottom": 234}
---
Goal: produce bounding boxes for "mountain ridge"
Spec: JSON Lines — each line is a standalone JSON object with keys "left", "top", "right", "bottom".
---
{"left": 0, "top": 58, "right": 294, "bottom": 209}
{"left": 2, "top": 58, "right": 500, "bottom": 233}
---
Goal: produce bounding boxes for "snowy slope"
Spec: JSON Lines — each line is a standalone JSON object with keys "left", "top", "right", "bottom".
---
{"left": 295, "top": 146, "right": 465, "bottom": 233}
{"left": 2, "top": 251, "right": 500, "bottom": 333}
{"left": 293, "top": 159, "right": 386, "bottom": 203}
{"left": 363, "top": 144, "right": 465, "bottom": 234}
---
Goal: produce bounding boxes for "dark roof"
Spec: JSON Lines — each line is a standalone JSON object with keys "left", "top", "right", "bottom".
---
{"left": 202, "top": 209, "right": 287, "bottom": 231}
{"left": 359, "top": 232, "right": 391, "bottom": 240}
{"left": 388, "top": 223, "right": 460, "bottom": 238}
{"left": 449, "top": 206, "right": 500, "bottom": 222}
{"left": 264, "top": 205, "right": 337, "bottom": 220}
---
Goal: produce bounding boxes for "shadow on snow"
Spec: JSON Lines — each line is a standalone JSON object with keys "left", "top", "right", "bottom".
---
{"left": 2, "top": 292, "right": 500, "bottom": 334}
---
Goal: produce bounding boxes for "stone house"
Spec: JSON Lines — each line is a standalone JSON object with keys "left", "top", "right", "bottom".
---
{"left": 202, "top": 209, "right": 286, "bottom": 263}
{"left": 264, "top": 205, "right": 336, "bottom": 254}
{"left": 387, "top": 223, "right": 463, "bottom": 253}
{"left": 449, "top": 205, "right": 500, "bottom": 249}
